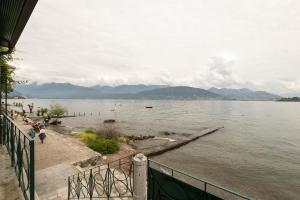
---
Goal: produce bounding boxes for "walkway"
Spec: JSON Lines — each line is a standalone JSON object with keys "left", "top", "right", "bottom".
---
{"left": 14, "top": 119, "right": 100, "bottom": 200}
{"left": 0, "top": 146, "right": 20, "bottom": 200}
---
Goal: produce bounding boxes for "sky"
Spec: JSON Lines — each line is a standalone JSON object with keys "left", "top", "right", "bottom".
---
{"left": 12, "top": 0, "right": 300, "bottom": 95}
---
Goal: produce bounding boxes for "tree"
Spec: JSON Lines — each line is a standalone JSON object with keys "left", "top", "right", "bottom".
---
{"left": 40, "top": 108, "right": 48, "bottom": 116}
{"left": 1, "top": 51, "right": 15, "bottom": 114}
{"left": 1, "top": 50, "right": 27, "bottom": 95}
{"left": 49, "top": 104, "right": 67, "bottom": 124}
{"left": 0, "top": 51, "right": 15, "bottom": 93}
{"left": 28, "top": 103, "right": 34, "bottom": 113}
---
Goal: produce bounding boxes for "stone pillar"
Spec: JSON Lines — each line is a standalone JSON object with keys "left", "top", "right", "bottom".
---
{"left": 133, "top": 153, "right": 147, "bottom": 200}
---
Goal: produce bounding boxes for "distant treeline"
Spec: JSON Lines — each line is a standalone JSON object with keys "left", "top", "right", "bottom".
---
{"left": 278, "top": 97, "right": 300, "bottom": 102}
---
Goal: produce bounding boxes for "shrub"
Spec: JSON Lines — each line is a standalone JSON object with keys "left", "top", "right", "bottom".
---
{"left": 85, "top": 128, "right": 95, "bottom": 134}
{"left": 49, "top": 104, "right": 67, "bottom": 118}
{"left": 75, "top": 131, "right": 120, "bottom": 155}
{"left": 75, "top": 132, "right": 97, "bottom": 144}
{"left": 41, "top": 108, "right": 48, "bottom": 116}
{"left": 96, "top": 124, "right": 119, "bottom": 139}
{"left": 87, "top": 138, "right": 119, "bottom": 154}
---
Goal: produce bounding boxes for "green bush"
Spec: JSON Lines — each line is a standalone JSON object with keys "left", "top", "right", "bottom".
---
{"left": 75, "top": 131, "right": 120, "bottom": 155}
{"left": 87, "top": 138, "right": 119, "bottom": 154}
{"left": 85, "top": 128, "right": 95, "bottom": 134}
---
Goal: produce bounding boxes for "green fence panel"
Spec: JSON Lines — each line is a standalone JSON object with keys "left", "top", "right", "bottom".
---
{"left": 0, "top": 114, "right": 35, "bottom": 200}
{"left": 148, "top": 167, "right": 223, "bottom": 200}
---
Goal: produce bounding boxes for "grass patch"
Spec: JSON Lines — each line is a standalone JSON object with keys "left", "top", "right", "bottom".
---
{"left": 76, "top": 131, "right": 120, "bottom": 155}
{"left": 75, "top": 132, "right": 97, "bottom": 143}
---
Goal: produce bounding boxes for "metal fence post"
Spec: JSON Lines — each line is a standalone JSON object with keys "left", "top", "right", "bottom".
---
{"left": 133, "top": 153, "right": 147, "bottom": 200}
{"left": 5, "top": 77, "right": 7, "bottom": 115}
{"left": 29, "top": 139, "right": 35, "bottom": 200}
{"left": 0, "top": 65, "right": 2, "bottom": 145}
{"left": 10, "top": 121, "right": 15, "bottom": 166}
{"left": 67, "top": 176, "right": 71, "bottom": 200}
{"left": 3, "top": 116, "right": 6, "bottom": 144}
{"left": 0, "top": 114, "right": 2, "bottom": 145}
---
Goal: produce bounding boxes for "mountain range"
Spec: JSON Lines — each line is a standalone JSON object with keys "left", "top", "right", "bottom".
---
{"left": 12, "top": 83, "right": 281, "bottom": 101}
{"left": 208, "top": 87, "right": 280, "bottom": 101}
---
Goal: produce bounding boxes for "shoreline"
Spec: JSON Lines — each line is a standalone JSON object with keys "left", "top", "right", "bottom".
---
{"left": 21, "top": 114, "right": 224, "bottom": 168}
{"left": 46, "top": 121, "right": 223, "bottom": 160}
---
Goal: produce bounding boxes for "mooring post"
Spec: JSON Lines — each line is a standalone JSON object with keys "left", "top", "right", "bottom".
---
{"left": 133, "top": 153, "right": 147, "bottom": 200}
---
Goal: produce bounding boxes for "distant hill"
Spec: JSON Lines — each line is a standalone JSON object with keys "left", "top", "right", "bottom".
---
{"left": 8, "top": 91, "right": 24, "bottom": 99}
{"left": 114, "top": 86, "right": 227, "bottom": 100}
{"left": 91, "top": 84, "right": 167, "bottom": 94}
{"left": 15, "top": 83, "right": 101, "bottom": 99}
{"left": 14, "top": 83, "right": 281, "bottom": 101}
{"left": 208, "top": 87, "right": 281, "bottom": 101}
{"left": 15, "top": 83, "right": 167, "bottom": 99}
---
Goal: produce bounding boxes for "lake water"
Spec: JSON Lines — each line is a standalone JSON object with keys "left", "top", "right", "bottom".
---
{"left": 9, "top": 99, "right": 300, "bottom": 199}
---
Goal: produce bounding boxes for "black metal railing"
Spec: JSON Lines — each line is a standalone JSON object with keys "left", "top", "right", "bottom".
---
{"left": 148, "top": 160, "right": 253, "bottom": 200}
{"left": 0, "top": 114, "right": 35, "bottom": 200}
{"left": 68, "top": 156, "right": 134, "bottom": 199}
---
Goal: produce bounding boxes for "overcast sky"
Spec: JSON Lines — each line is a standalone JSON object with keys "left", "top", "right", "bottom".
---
{"left": 12, "top": 0, "right": 300, "bottom": 94}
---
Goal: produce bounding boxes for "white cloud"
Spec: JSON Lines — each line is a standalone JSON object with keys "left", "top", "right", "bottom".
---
{"left": 11, "top": 0, "right": 300, "bottom": 94}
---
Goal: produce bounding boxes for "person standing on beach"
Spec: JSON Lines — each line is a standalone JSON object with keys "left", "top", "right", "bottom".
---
{"left": 39, "top": 127, "right": 46, "bottom": 144}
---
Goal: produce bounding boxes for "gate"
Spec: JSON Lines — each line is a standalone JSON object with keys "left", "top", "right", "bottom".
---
{"left": 68, "top": 156, "right": 134, "bottom": 199}
{"left": 148, "top": 160, "right": 252, "bottom": 200}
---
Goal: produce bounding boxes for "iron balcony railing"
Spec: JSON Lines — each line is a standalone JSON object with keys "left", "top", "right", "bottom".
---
{"left": 68, "top": 155, "right": 134, "bottom": 199}
{"left": 148, "top": 159, "right": 253, "bottom": 200}
{"left": 0, "top": 114, "right": 35, "bottom": 200}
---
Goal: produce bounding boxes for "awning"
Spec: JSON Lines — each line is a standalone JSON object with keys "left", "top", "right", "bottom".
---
{"left": 0, "top": 0, "right": 38, "bottom": 54}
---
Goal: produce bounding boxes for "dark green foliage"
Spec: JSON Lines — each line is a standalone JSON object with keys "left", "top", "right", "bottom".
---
{"left": 76, "top": 130, "right": 120, "bottom": 155}
{"left": 87, "top": 138, "right": 119, "bottom": 155}
{"left": 0, "top": 52, "right": 15, "bottom": 93}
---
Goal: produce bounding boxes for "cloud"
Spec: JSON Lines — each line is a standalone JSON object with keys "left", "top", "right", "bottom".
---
{"left": 192, "top": 56, "right": 242, "bottom": 88}
{"left": 11, "top": 0, "right": 300, "bottom": 94}
{"left": 261, "top": 79, "right": 300, "bottom": 95}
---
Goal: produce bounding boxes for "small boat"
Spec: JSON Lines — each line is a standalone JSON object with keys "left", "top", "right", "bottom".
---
{"left": 145, "top": 106, "right": 153, "bottom": 109}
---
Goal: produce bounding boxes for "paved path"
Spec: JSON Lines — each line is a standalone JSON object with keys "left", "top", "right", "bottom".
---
{"left": 0, "top": 146, "right": 20, "bottom": 200}
{"left": 14, "top": 119, "right": 100, "bottom": 200}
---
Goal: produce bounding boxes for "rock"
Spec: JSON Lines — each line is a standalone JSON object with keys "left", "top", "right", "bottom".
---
{"left": 127, "top": 135, "right": 155, "bottom": 141}
{"left": 104, "top": 119, "right": 116, "bottom": 123}
{"left": 162, "top": 131, "right": 176, "bottom": 136}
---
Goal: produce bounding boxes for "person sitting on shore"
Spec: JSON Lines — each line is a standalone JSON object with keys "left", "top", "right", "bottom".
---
{"left": 39, "top": 126, "right": 46, "bottom": 144}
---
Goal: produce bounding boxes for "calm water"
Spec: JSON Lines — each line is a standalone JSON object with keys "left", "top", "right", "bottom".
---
{"left": 9, "top": 99, "right": 300, "bottom": 199}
